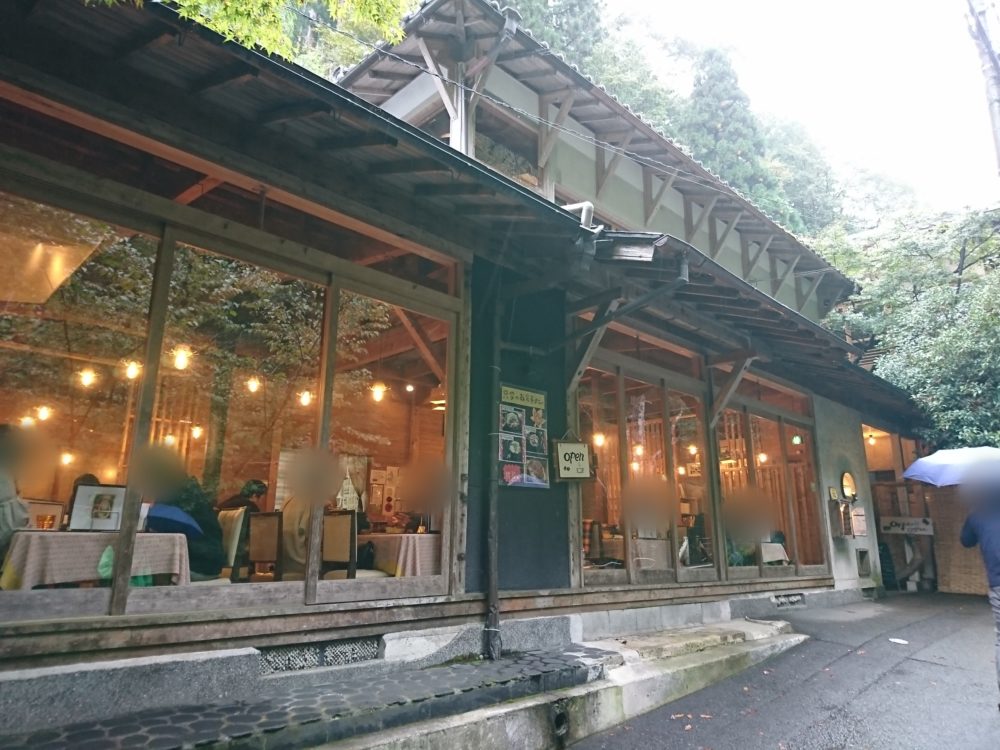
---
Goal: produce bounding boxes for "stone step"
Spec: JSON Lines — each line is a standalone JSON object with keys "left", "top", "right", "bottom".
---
{"left": 0, "top": 646, "right": 620, "bottom": 750}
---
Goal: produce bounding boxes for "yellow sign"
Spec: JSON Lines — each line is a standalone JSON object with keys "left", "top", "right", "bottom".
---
{"left": 500, "top": 385, "right": 546, "bottom": 409}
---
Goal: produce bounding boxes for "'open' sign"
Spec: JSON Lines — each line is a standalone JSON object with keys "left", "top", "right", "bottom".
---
{"left": 554, "top": 441, "right": 591, "bottom": 481}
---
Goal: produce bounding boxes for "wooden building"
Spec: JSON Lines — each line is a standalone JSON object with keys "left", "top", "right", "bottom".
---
{"left": 0, "top": 0, "right": 919, "bottom": 667}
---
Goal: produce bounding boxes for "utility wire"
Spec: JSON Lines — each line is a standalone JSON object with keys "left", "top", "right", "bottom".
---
{"left": 281, "top": 5, "right": 760, "bottom": 205}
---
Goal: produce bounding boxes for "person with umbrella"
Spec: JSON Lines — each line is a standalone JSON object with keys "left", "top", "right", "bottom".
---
{"left": 133, "top": 447, "right": 225, "bottom": 581}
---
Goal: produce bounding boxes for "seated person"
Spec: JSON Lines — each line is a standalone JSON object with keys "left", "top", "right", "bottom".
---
{"left": 280, "top": 449, "right": 345, "bottom": 578}
{"left": 217, "top": 479, "right": 267, "bottom": 513}
{"left": 0, "top": 425, "right": 28, "bottom": 559}
{"left": 133, "top": 447, "right": 225, "bottom": 580}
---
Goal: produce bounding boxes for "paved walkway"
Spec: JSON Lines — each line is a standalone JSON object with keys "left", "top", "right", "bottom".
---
{"left": 577, "top": 593, "right": 999, "bottom": 750}
{"left": 2, "top": 646, "right": 618, "bottom": 749}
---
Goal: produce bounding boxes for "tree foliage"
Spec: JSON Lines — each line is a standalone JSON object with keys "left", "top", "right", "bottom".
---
{"left": 95, "top": 0, "right": 410, "bottom": 57}
{"left": 825, "top": 209, "right": 1000, "bottom": 447}
{"left": 513, "top": 0, "right": 606, "bottom": 70}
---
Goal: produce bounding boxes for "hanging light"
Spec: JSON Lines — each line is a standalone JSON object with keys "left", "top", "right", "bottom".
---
{"left": 78, "top": 368, "right": 97, "bottom": 388}
{"left": 172, "top": 346, "right": 192, "bottom": 371}
{"left": 124, "top": 361, "right": 142, "bottom": 380}
{"left": 428, "top": 385, "right": 447, "bottom": 410}
{"left": 677, "top": 465, "right": 687, "bottom": 476}
{"left": 19, "top": 416, "right": 36, "bottom": 428}
{"left": 867, "top": 433, "right": 877, "bottom": 446}
{"left": 163, "top": 434, "right": 177, "bottom": 447}
{"left": 298, "top": 390, "right": 313, "bottom": 407}
{"left": 688, "top": 444, "right": 698, "bottom": 456}
{"left": 405, "top": 383, "right": 415, "bottom": 393}
{"left": 246, "top": 376, "right": 262, "bottom": 394}
{"left": 36, "top": 405, "right": 52, "bottom": 421}
{"left": 633, "top": 444, "right": 644, "bottom": 457}
{"left": 102, "top": 467, "right": 118, "bottom": 482}
{"left": 758, "top": 452, "right": 769, "bottom": 464}
{"left": 592, "top": 432, "right": 606, "bottom": 448}
{"left": 371, "top": 381, "right": 388, "bottom": 403}
{"left": 791, "top": 434, "right": 803, "bottom": 446}
{"left": 60, "top": 451, "right": 75, "bottom": 466}
{"left": 190, "top": 425, "right": 204, "bottom": 440}
{"left": 630, "top": 460, "right": 640, "bottom": 472}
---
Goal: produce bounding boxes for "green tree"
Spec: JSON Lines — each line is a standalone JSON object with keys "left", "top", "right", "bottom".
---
{"left": 512, "top": 0, "right": 606, "bottom": 69}
{"left": 824, "top": 208, "right": 1000, "bottom": 446}
{"left": 673, "top": 49, "right": 795, "bottom": 228}
{"left": 96, "top": 0, "right": 410, "bottom": 57}
{"left": 761, "top": 119, "right": 840, "bottom": 235}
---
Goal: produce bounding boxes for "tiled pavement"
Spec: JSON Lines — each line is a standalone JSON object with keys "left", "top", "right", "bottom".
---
{"left": 0, "top": 646, "right": 619, "bottom": 750}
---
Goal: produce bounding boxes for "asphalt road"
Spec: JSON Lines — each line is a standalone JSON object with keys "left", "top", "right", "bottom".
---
{"left": 574, "top": 593, "right": 998, "bottom": 750}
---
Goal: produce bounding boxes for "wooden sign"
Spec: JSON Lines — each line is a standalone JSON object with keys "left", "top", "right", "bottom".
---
{"left": 879, "top": 517, "right": 934, "bottom": 536}
{"left": 554, "top": 441, "right": 591, "bottom": 481}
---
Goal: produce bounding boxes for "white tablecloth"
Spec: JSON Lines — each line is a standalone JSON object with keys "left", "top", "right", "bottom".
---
{"left": 761, "top": 542, "right": 790, "bottom": 564}
{"left": 358, "top": 533, "right": 441, "bottom": 577}
{"left": 0, "top": 531, "right": 190, "bottom": 590}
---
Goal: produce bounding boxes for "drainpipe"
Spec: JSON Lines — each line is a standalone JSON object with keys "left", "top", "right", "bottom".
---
{"left": 484, "top": 291, "right": 503, "bottom": 661}
{"left": 561, "top": 201, "right": 595, "bottom": 230}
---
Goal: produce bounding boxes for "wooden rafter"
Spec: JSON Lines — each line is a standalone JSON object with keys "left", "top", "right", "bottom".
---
{"left": 643, "top": 168, "right": 676, "bottom": 227}
{"left": 174, "top": 175, "right": 223, "bottom": 205}
{"left": 369, "top": 157, "right": 447, "bottom": 175}
{"left": 319, "top": 132, "right": 398, "bottom": 151}
{"left": 393, "top": 307, "right": 445, "bottom": 381}
{"left": 709, "top": 211, "right": 743, "bottom": 258}
{"left": 596, "top": 131, "right": 634, "bottom": 199}
{"left": 416, "top": 36, "right": 458, "bottom": 121}
{"left": 257, "top": 100, "right": 331, "bottom": 126}
{"left": 684, "top": 194, "right": 719, "bottom": 242}
{"left": 709, "top": 355, "right": 756, "bottom": 429}
{"left": 114, "top": 27, "right": 177, "bottom": 61}
{"left": 189, "top": 63, "right": 258, "bottom": 95}
{"left": 568, "top": 299, "right": 621, "bottom": 393}
{"left": 537, "top": 92, "right": 575, "bottom": 169}
{"left": 741, "top": 234, "right": 774, "bottom": 278}
{"left": 467, "top": 14, "right": 518, "bottom": 114}
{"left": 770, "top": 254, "right": 800, "bottom": 296}
{"left": 795, "top": 271, "right": 828, "bottom": 312}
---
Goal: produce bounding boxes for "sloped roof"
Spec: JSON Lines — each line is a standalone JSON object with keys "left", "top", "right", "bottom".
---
{"left": 341, "top": 0, "right": 853, "bottom": 296}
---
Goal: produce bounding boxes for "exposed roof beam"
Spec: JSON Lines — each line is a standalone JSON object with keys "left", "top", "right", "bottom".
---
{"left": 467, "top": 14, "right": 518, "bottom": 113}
{"left": 455, "top": 204, "right": 534, "bottom": 217}
{"left": 114, "top": 27, "right": 177, "bottom": 61}
{"left": 369, "top": 70, "right": 415, "bottom": 81}
{"left": 257, "top": 100, "right": 332, "bottom": 126}
{"left": 416, "top": 182, "right": 494, "bottom": 196}
{"left": 795, "top": 271, "right": 828, "bottom": 312}
{"left": 394, "top": 307, "right": 446, "bottom": 382}
{"left": 741, "top": 234, "right": 774, "bottom": 278}
{"left": 173, "top": 175, "right": 223, "bottom": 205}
{"left": 709, "top": 210, "right": 743, "bottom": 259}
{"left": 643, "top": 169, "right": 675, "bottom": 227}
{"left": 538, "top": 91, "right": 575, "bottom": 169}
{"left": 318, "top": 132, "right": 398, "bottom": 150}
{"left": 497, "top": 48, "right": 538, "bottom": 63}
{"left": 596, "top": 131, "right": 634, "bottom": 199}
{"left": 189, "top": 63, "right": 258, "bottom": 95}
{"left": 416, "top": 35, "right": 459, "bottom": 121}
{"left": 770, "top": 253, "right": 800, "bottom": 296}
{"left": 709, "top": 355, "right": 756, "bottom": 428}
{"left": 684, "top": 194, "right": 719, "bottom": 242}
{"left": 568, "top": 298, "right": 621, "bottom": 393}
{"left": 369, "top": 157, "right": 449, "bottom": 175}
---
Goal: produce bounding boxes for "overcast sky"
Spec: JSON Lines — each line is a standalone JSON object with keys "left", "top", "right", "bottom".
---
{"left": 604, "top": 0, "right": 1000, "bottom": 212}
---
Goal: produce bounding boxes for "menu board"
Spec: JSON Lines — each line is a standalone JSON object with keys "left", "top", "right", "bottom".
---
{"left": 499, "top": 384, "right": 549, "bottom": 488}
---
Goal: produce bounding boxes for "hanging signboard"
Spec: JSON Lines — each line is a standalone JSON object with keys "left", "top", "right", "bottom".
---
{"left": 499, "top": 384, "right": 549, "bottom": 488}
{"left": 879, "top": 516, "right": 934, "bottom": 536}
{"left": 554, "top": 441, "right": 592, "bottom": 481}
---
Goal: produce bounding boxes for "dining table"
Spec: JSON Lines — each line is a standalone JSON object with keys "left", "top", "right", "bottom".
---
{"left": 0, "top": 530, "right": 191, "bottom": 590}
{"left": 357, "top": 533, "right": 441, "bottom": 577}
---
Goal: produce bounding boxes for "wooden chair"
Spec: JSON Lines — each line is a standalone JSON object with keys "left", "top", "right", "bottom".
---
{"left": 248, "top": 511, "right": 283, "bottom": 582}
{"left": 322, "top": 511, "right": 390, "bottom": 580}
{"left": 217, "top": 507, "right": 248, "bottom": 582}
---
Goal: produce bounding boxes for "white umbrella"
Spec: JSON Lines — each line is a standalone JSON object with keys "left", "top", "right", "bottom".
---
{"left": 902, "top": 446, "right": 1000, "bottom": 487}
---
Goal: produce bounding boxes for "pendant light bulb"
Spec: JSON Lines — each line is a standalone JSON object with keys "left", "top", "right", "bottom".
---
{"left": 371, "top": 381, "right": 387, "bottom": 402}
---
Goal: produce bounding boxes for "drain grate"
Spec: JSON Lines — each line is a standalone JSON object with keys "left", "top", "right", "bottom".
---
{"left": 259, "top": 637, "right": 380, "bottom": 674}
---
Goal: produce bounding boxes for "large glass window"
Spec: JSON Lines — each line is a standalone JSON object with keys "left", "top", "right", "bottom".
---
{"left": 670, "top": 392, "right": 712, "bottom": 572}
{"left": 0, "top": 192, "right": 153, "bottom": 599}
{"left": 324, "top": 290, "right": 449, "bottom": 583}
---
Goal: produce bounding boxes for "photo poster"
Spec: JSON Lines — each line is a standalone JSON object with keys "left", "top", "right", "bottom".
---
{"left": 499, "top": 384, "right": 550, "bottom": 489}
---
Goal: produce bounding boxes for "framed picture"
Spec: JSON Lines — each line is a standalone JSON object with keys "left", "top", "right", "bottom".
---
{"left": 26, "top": 500, "right": 63, "bottom": 530}
{"left": 69, "top": 485, "right": 127, "bottom": 531}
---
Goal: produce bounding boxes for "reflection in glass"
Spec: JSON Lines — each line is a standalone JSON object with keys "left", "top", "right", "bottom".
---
{"left": 0, "top": 192, "right": 153, "bottom": 590}
{"left": 670, "top": 392, "right": 712, "bottom": 570}
{"left": 787, "top": 425, "right": 824, "bottom": 565}
{"left": 326, "top": 291, "right": 449, "bottom": 579}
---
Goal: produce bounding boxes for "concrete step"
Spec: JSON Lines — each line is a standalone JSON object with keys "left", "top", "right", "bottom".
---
{"left": 0, "top": 646, "right": 619, "bottom": 750}
{"left": 321, "top": 623, "right": 806, "bottom": 750}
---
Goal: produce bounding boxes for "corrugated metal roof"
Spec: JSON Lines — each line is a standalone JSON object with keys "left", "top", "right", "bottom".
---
{"left": 341, "top": 0, "right": 853, "bottom": 290}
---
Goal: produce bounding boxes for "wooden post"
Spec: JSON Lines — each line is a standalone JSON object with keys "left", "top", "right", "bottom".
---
{"left": 662, "top": 380, "right": 680, "bottom": 584}
{"left": 615, "top": 367, "right": 635, "bottom": 584}
{"left": 703, "top": 364, "right": 728, "bottom": 582}
{"left": 109, "top": 226, "right": 176, "bottom": 616}
{"left": 778, "top": 418, "right": 804, "bottom": 576}
{"left": 484, "top": 288, "right": 503, "bottom": 660}
{"left": 304, "top": 280, "right": 340, "bottom": 604}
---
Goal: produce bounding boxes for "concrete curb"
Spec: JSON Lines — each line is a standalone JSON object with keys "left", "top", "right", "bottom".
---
{"left": 322, "top": 630, "right": 808, "bottom": 750}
